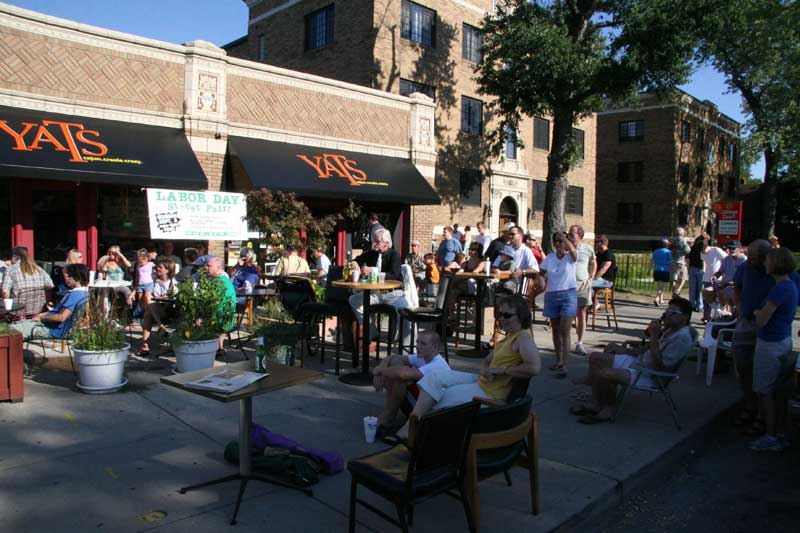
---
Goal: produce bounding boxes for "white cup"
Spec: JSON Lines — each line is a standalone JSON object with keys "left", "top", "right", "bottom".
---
{"left": 89, "top": 270, "right": 96, "bottom": 284}
{"left": 352, "top": 269, "right": 361, "bottom": 283}
{"left": 363, "top": 416, "right": 378, "bottom": 444}
{"left": 377, "top": 273, "right": 386, "bottom": 283}
{"left": 3, "top": 298, "right": 12, "bottom": 310}
{"left": 483, "top": 260, "right": 490, "bottom": 275}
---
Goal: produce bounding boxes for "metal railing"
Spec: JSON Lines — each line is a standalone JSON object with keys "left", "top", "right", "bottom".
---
{"left": 614, "top": 254, "right": 658, "bottom": 292}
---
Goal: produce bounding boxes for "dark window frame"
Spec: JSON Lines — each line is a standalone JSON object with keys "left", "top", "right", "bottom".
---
{"left": 304, "top": 4, "right": 335, "bottom": 51}
{"left": 401, "top": 0, "right": 436, "bottom": 47}
{"left": 533, "top": 117, "right": 550, "bottom": 150}
{"left": 680, "top": 120, "right": 691, "bottom": 142}
{"left": 572, "top": 128, "right": 585, "bottom": 160}
{"left": 679, "top": 162, "right": 690, "bottom": 184}
{"left": 459, "top": 168, "right": 482, "bottom": 207}
{"left": 566, "top": 185, "right": 584, "bottom": 215}
{"left": 504, "top": 125, "right": 517, "bottom": 160}
{"left": 617, "top": 161, "right": 644, "bottom": 183}
{"left": 258, "top": 33, "right": 266, "bottom": 62}
{"left": 532, "top": 180, "right": 547, "bottom": 211}
{"left": 616, "top": 202, "right": 643, "bottom": 224}
{"left": 619, "top": 120, "right": 644, "bottom": 142}
{"left": 399, "top": 78, "right": 436, "bottom": 101}
{"left": 461, "top": 96, "right": 483, "bottom": 135}
{"left": 462, "top": 23, "right": 482, "bottom": 63}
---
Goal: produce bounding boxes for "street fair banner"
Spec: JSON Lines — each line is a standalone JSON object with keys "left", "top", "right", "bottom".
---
{"left": 146, "top": 188, "right": 248, "bottom": 240}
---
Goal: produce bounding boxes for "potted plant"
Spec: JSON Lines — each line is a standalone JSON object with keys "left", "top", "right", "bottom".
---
{"left": 0, "top": 323, "right": 24, "bottom": 402}
{"left": 171, "top": 270, "right": 234, "bottom": 373}
{"left": 71, "top": 292, "right": 130, "bottom": 393}
{"left": 254, "top": 299, "right": 304, "bottom": 366}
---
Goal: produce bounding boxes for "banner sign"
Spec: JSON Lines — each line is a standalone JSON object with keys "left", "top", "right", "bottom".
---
{"left": 146, "top": 188, "right": 248, "bottom": 241}
{"left": 712, "top": 201, "right": 742, "bottom": 246}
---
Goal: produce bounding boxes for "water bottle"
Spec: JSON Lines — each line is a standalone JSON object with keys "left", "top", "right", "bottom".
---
{"left": 244, "top": 280, "right": 253, "bottom": 294}
{"left": 255, "top": 337, "right": 266, "bottom": 373}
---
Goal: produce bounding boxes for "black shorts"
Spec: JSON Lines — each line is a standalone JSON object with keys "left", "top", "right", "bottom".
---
{"left": 653, "top": 271, "right": 670, "bottom": 282}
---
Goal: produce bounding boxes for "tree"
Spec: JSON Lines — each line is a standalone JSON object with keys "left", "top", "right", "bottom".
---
{"left": 476, "top": 0, "right": 696, "bottom": 251}
{"left": 694, "top": 0, "right": 800, "bottom": 237}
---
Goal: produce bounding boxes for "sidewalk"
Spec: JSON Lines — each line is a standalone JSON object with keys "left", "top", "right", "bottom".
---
{"left": 2, "top": 299, "right": 792, "bottom": 532}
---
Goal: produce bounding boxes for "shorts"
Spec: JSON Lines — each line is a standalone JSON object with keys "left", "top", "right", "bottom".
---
{"left": 417, "top": 369, "right": 490, "bottom": 409}
{"left": 732, "top": 317, "right": 757, "bottom": 370}
{"left": 400, "top": 383, "right": 421, "bottom": 417}
{"left": 752, "top": 337, "right": 794, "bottom": 394}
{"left": 136, "top": 282, "right": 155, "bottom": 294}
{"left": 544, "top": 288, "right": 578, "bottom": 319}
{"left": 613, "top": 354, "right": 656, "bottom": 389}
{"left": 653, "top": 270, "right": 670, "bottom": 283}
{"left": 576, "top": 279, "right": 592, "bottom": 307}
{"left": 669, "top": 261, "right": 687, "bottom": 282}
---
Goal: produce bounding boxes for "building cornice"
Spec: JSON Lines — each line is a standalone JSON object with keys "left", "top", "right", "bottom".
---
{"left": 597, "top": 104, "right": 740, "bottom": 138}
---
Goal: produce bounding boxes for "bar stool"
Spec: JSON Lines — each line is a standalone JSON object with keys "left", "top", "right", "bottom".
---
{"left": 299, "top": 266, "right": 348, "bottom": 374}
{"left": 454, "top": 292, "right": 476, "bottom": 347}
{"left": 591, "top": 286, "right": 619, "bottom": 331}
{"left": 398, "top": 272, "right": 455, "bottom": 361}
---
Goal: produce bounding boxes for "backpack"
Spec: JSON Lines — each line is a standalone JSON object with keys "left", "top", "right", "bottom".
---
{"left": 224, "top": 442, "right": 321, "bottom": 487}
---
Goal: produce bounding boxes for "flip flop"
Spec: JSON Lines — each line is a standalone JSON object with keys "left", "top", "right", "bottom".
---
{"left": 380, "top": 434, "right": 408, "bottom": 447}
{"left": 578, "top": 414, "right": 611, "bottom": 425}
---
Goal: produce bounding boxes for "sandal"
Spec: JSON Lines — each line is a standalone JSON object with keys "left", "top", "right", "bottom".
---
{"left": 216, "top": 348, "right": 226, "bottom": 358}
{"left": 741, "top": 419, "right": 766, "bottom": 437}
{"left": 137, "top": 344, "right": 150, "bottom": 357}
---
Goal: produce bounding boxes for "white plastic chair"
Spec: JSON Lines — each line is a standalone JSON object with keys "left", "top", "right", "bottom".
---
{"left": 696, "top": 318, "right": 736, "bottom": 386}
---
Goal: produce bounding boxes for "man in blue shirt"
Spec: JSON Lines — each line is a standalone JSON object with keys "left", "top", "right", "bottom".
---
{"left": 12, "top": 264, "right": 89, "bottom": 340}
{"left": 436, "top": 226, "right": 462, "bottom": 267}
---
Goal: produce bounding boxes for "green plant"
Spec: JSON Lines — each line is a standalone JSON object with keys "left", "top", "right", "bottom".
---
{"left": 172, "top": 270, "right": 235, "bottom": 343}
{"left": 0, "top": 322, "right": 13, "bottom": 335}
{"left": 312, "top": 281, "right": 325, "bottom": 302}
{"left": 255, "top": 299, "right": 304, "bottom": 363}
{"left": 71, "top": 292, "right": 126, "bottom": 351}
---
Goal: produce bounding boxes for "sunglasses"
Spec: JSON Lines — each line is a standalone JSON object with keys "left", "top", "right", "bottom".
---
{"left": 496, "top": 312, "right": 518, "bottom": 319}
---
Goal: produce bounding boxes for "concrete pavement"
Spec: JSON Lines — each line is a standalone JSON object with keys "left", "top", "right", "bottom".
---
{"left": 2, "top": 298, "right": 793, "bottom": 532}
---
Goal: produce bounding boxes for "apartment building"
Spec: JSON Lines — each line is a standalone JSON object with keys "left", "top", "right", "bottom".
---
{"left": 226, "top": 0, "right": 597, "bottom": 243}
{"left": 595, "top": 90, "right": 741, "bottom": 250}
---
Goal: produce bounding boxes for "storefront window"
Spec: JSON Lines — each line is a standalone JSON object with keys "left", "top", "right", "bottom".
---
{"left": 0, "top": 182, "right": 10, "bottom": 259}
{"left": 32, "top": 189, "right": 76, "bottom": 263}
{"left": 97, "top": 186, "right": 150, "bottom": 257}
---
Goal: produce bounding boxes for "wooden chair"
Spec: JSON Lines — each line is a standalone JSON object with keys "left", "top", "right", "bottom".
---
{"left": 591, "top": 286, "right": 619, "bottom": 331}
{"left": 465, "top": 395, "right": 539, "bottom": 529}
{"left": 347, "top": 401, "right": 482, "bottom": 533}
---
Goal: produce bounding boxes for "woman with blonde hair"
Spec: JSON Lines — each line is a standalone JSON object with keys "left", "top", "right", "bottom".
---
{"left": 0, "top": 247, "right": 54, "bottom": 317}
{"left": 98, "top": 245, "right": 132, "bottom": 300}
{"left": 52, "top": 249, "right": 85, "bottom": 296}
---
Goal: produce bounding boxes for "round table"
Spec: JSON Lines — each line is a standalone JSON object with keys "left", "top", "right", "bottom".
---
{"left": 0, "top": 303, "right": 26, "bottom": 322}
{"left": 454, "top": 271, "right": 511, "bottom": 358}
{"left": 331, "top": 279, "right": 403, "bottom": 386}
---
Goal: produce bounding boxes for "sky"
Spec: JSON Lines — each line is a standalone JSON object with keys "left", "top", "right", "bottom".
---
{"left": 2, "top": 0, "right": 764, "bottom": 179}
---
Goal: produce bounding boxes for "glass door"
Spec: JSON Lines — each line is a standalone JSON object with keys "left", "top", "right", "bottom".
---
{"left": 32, "top": 189, "right": 77, "bottom": 263}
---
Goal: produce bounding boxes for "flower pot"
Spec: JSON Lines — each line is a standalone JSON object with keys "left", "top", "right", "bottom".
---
{"left": 173, "top": 338, "right": 219, "bottom": 373}
{"left": 0, "top": 332, "right": 24, "bottom": 402}
{"left": 74, "top": 344, "right": 130, "bottom": 392}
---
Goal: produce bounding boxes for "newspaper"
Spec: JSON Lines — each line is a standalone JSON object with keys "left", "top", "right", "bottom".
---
{"left": 185, "top": 369, "right": 268, "bottom": 394}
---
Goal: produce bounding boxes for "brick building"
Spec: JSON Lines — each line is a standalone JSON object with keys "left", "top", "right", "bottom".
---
{"left": 226, "top": 0, "right": 597, "bottom": 245}
{"left": 596, "top": 90, "right": 741, "bottom": 250}
{"left": 0, "top": 4, "right": 436, "bottom": 264}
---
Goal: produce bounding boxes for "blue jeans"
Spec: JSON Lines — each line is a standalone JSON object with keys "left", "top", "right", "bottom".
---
{"left": 688, "top": 267, "right": 705, "bottom": 311}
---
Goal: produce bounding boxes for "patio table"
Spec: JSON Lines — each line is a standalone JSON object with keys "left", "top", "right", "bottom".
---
{"left": 161, "top": 360, "right": 322, "bottom": 525}
{"left": 454, "top": 271, "right": 511, "bottom": 358}
{"left": 331, "top": 279, "right": 402, "bottom": 386}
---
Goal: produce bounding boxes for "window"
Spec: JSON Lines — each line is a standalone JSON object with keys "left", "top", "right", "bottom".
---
{"left": 305, "top": 5, "right": 334, "bottom": 50}
{"left": 258, "top": 33, "right": 266, "bottom": 62}
{"left": 566, "top": 186, "right": 584, "bottom": 215}
{"left": 533, "top": 117, "right": 550, "bottom": 150}
{"left": 617, "top": 161, "right": 644, "bottom": 183}
{"left": 399, "top": 79, "right": 436, "bottom": 101}
{"left": 719, "top": 137, "right": 726, "bottom": 156}
{"left": 679, "top": 162, "right": 690, "bottom": 184}
{"left": 729, "top": 143, "right": 737, "bottom": 161}
{"left": 504, "top": 125, "right": 517, "bottom": 159}
{"left": 619, "top": 120, "right": 644, "bottom": 142}
{"left": 727, "top": 175, "right": 737, "bottom": 194}
{"left": 462, "top": 23, "right": 482, "bottom": 62}
{"left": 680, "top": 121, "right": 691, "bottom": 142}
{"left": 459, "top": 169, "right": 482, "bottom": 207}
{"left": 572, "top": 128, "right": 585, "bottom": 160}
{"left": 461, "top": 96, "right": 483, "bottom": 135}
{"left": 716, "top": 173, "right": 724, "bottom": 195}
{"left": 532, "top": 180, "right": 547, "bottom": 211}
{"left": 401, "top": 1, "right": 435, "bottom": 47}
{"left": 695, "top": 165, "right": 704, "bottom": 187}
{"left": 617, "top": 203, "right": 643, "bottom": 224}
{"left": 694, "top": 206, "right": 703, "bottom": 226}
{"left": 697, "top": 127, "right": 705, "bottom": 148}
{"left": 678, "top": 204, "right": 690, "bottom": 225}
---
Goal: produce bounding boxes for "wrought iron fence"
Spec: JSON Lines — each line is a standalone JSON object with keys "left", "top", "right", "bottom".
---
{"left": 614, "top": 254, "right": 657, "bottom": 292}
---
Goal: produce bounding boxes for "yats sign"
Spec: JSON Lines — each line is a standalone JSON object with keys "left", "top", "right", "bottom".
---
{"left": 296, "top": 152, "right": 389, "bottom": 187}
{"left": 0, "top": 119, "right": 110, "bottom": 163}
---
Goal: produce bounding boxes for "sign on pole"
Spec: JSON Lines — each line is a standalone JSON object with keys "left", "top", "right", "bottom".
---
{"left": 146, "top": 188, "right": 248, "bottom": 241}
{"left": 712, "top": 201, "right": 742, "bottom": 246}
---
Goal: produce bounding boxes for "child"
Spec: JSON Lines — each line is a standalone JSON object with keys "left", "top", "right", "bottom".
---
{"left": 423, "top": 253, "right": 440, "bottom": 284}
{"left": 498, "top": 246, "right": 518, "bottom": 292}
{"left": 128, "top": 248, "right": 155, "bottom": 311}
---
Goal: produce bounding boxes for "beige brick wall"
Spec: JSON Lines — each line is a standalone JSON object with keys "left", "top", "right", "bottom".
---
{"left": 0, "top": 26, "right": 184, "bottom": 114}
{"left": 191, "top": 146, "right": 226, "bottom": 256}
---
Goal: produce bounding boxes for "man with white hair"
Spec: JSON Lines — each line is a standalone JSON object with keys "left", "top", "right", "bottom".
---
{"left": 206, "top": 256, "right": 237, "bottom": 356}
{"left": 669, "top": 227, "right": 690, "bottom": 297}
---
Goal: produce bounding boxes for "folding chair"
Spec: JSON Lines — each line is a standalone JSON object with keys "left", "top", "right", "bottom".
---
{"left": 696, "top": 318, "right": 737, "bottom": 386}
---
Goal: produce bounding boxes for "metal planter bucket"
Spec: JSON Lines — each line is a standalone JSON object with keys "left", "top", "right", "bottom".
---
{"left": 173, "top": 338, "right": 218, "bottom": 373}
{"left": 74, "top": 344, "right": 130, "bottom": 392}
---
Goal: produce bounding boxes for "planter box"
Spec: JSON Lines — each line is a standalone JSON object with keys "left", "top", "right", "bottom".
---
{"left": 0, "top": 332, "right": 24, "bottom": 402}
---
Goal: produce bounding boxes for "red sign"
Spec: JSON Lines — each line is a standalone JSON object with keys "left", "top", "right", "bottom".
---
{"left": 712, "top": 201, "right": 742, "bottom": 245}
{"left": 0, "top": 119, "right": 109, "bottom": 163}
{"left": 296, "top": 153, "right": 368, "bottom": 186}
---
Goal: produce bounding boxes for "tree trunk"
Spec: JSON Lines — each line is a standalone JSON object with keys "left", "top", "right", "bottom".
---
{"left": 542, "top": 110, "right": 574, "bottom": 252}
{"left": 759, "top": 146, "right": 778, "bottom": 239}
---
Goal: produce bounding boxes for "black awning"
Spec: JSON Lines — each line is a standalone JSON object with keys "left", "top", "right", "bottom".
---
{"left": 0, "top": 106, "right": 206, "bottom": 189}
{"left": 229, "top": 136, "right": 440, "bottom": 205}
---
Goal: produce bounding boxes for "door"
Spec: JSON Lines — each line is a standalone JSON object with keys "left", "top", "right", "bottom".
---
{"left": 497, "top": 196, "right": 518, "bottom": 232}
{"left": 32, "top": 189, "right": 77, "bottom": 263}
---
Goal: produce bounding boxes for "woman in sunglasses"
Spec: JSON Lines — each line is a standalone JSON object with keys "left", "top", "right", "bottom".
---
{"left": 539, "top": 231, "right": 578, "bottom": 374}
{"left": 396, "top": 294, "right": 541, "bottom": 440}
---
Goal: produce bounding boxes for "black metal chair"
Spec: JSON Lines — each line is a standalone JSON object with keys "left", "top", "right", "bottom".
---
{"left": 298, "top": 266, "right": 349, "bottom": 374}
{"left": 397, "top": 272, "right": 455, "bottom": 361}
{"left": 347, "top": 400, "right": 481, "bottom": 533}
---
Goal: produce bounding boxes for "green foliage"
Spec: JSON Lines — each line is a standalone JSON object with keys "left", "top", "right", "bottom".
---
{"left": 476, "top": 0, "right": 696, "bottom": 251}
{"left": 254, "top": 299, "right": 303, "bottom": 357}
{"left": 172, "top": 270, "right": 234, "bottom": 343}
{"left": 0, "top": 322, "right": 14, "bottom": 335}
{"left": 312, "top": 281, "right": 325, "bottom": 302}
{"left": 71, "top": 292, "right": 126, "bottom": 351}
{"left": 246, "top": 188, "right": 341, "bottom": 252}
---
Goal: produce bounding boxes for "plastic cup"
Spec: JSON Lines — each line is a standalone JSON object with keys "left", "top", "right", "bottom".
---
{"left": 377, "top": 273, "right": 386, "bottom": 283}
{"left": 483, "top": 260, "right": 490, "bottom": 275}
{"left": 89, "top": 270, "right": 96, "bottom": 284}
{"left": 363, "top": 416, "right": 378, "bottom": 444}
{"left": 352, "top": 270, "right": 360, "bottom": 283}
{"left": 3, "top": 298, "right": 12, "bottom": 310}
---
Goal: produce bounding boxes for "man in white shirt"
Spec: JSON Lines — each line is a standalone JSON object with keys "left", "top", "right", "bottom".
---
{"left": 312, "top": 247, "right": 331, "bottom": 282}
{"left": 475, "top": 221, "right": 492, "bottom": 255}
{"left": 569, "top": 225, "right": 596, "bottom": 355}
{"left": 371, "top": 330, "right": 450, "bottom": 435}
{"left": 492, "top": 225, "right": 539, "bottom": 281}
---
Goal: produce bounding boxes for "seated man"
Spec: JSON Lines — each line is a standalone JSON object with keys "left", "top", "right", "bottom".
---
{"left": 274, "top": 245, "right": 310, "bottom": 276}
{"left": 206, "top": 256, "right": 237, "bottom": 357}
{"left": 570, "top": 296, "right": 695, "bottom": 424}
{"left": 11, "top": 264, "right": 89, "bottom": 341}
{"left": 371, "top": 330, "right": 450, "bottom": 436}
{"left": 397, "top": 295, "right": 540, "bottom": 439}
{"left": 702, "top": 240, "right": 746, "bottom": 316}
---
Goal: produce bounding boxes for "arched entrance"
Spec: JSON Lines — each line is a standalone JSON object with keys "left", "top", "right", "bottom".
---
{"left": 497, "top": 196, "right": 518, "bottom": 233}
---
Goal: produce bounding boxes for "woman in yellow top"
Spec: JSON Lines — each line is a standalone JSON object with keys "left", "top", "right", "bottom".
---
{"left": 398, "top": 295, "right": 540, "bottom": 437}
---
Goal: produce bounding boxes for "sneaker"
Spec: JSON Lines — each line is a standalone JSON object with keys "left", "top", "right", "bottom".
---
{"left": 573, "top": 343, "right": 587, "bottom": 356}
{"left": 749, "top": 434, "right": 785, "bottom": 452}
